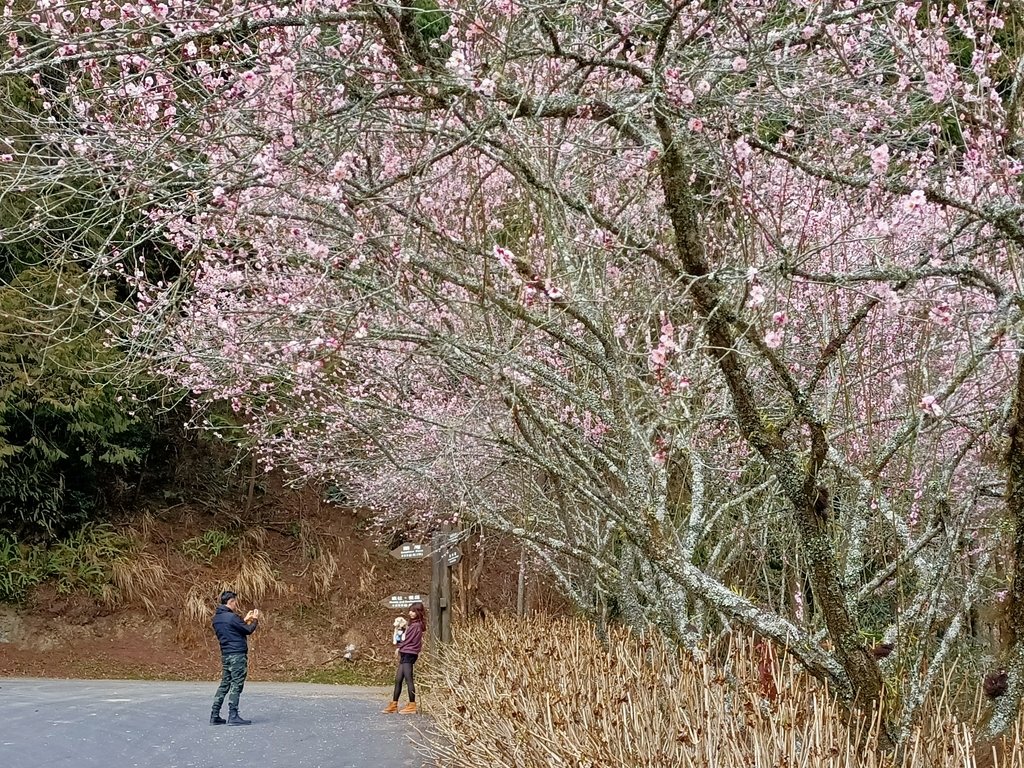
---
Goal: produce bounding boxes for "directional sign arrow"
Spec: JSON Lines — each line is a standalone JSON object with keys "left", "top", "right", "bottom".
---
{"left": 381, "top": 593, "right": 425, "bottom": 610}
{"left": 390, "top": 543, "right": 427, "bottom": 560}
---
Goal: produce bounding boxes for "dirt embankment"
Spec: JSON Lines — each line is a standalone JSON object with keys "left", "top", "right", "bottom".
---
{"left": 0, "top": 484, "right": 561, "bottom": 682}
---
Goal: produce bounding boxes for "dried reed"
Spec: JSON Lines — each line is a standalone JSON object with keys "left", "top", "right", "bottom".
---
{"left": 109, "top": 553, "right": 169, "bottom": 612}
{"left": 233, "top": 552, "right": 287, "bottom": 604}
{"left": 309, "top": 549, "right": 338, "bottom": 599}
{"left": 181, "top": 582, "right": 221, "bottom": 626}
{"left": 421, "top": 618, "right": 1024, "bottom": 768}
{"left": 238, "top": 526, "right": 268, "bottom": 551}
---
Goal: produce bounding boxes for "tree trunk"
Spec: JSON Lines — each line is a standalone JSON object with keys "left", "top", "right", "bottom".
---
{"left": 243, "top": 451, "right": 258, "bottom": 516}
{"left": 655, "top": 118, "right": 888, "bottom": 736}
{"left": 985, "top": 351, "right": 1024, "bottom": 737}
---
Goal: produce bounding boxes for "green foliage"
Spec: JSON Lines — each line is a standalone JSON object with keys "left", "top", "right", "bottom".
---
{"left": 48, "top": 523, "right": 134, "bottom": 596}
{"left": 0, "top": 266, "right": 153, "bottom": 537}
{"left": 0, "top": 534, "right": 49, "bottom": 602}
{"left": 0, "top": 523, "right": 133, "bottom": 603}
{"left": 410, "top": 0, "right": 450, "bottom": 42}
{"left": 181, "top": 529, "right": 238, "bottom": 563}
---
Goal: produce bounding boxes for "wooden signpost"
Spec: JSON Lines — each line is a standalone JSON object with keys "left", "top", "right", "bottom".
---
{"left": 430, "top": 531, "right": 452, "bottom": 644}
{"left": 380, "top": 593, "right": 426, "bottom": 610}
{"left": 385, "top": 532, "right": 460, "bottom": 644}
{"left": 390, "top": 543, "right": 427, "bottom": 560}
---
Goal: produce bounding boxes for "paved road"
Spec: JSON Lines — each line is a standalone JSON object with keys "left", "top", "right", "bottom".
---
{"left": 0, "top": 679, "right": 426, "bottom": 768}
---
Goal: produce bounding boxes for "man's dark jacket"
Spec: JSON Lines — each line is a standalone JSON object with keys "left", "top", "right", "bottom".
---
{"left": 212, "top": 604, "right": 258, "bottom": 655}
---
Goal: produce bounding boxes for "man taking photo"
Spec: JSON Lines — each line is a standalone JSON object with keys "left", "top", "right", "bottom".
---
{"left": 210, "top": 590, "right": 260, "bottom": 726}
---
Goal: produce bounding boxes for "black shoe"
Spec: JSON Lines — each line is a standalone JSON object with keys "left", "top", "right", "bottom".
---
{"left": 210, "top": 713, "right": 226, "bottom": 725}
{"left": 228, "top": 711, "right": 252, "bottom": 726}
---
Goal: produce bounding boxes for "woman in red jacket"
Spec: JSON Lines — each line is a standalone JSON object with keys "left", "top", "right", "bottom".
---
{"left": 382, "top": 601, "right": 425, "bottom": 714}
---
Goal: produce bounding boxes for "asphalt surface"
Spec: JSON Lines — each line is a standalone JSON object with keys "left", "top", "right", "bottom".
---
{"left": 0, "top": 679, "right": 426, "bottom": 768}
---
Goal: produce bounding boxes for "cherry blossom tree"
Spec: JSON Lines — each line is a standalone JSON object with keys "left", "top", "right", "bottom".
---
{"left": 4, "top": 0, "right": 1024, "bottom": 741}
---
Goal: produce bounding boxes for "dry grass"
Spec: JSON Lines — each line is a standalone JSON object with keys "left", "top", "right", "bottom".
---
{"left": 292, "top": 525, "right": 340, "bottom": 600}
{"left": 176, "top": 578, "right": 246, "bottom": 646}
{"left": 422, "top": 617, "right": 1024, "bottom": 768}
{"left": 125, "top": 511, "right": 157, "bottom": 545}
{"left": 308, "top": 549, "right": 338, "bottom": 599}
{"left": 181, "top": 582, "right": 221, "bottom": 626}
{"left": 232, "top": 551, "right": 288, "bottom": 605}
{"left": 176, "top": 548, "right": 286, "bottom": 637}
{"left": 238, "top": 525, "right": 268, "bottom": 551}
{"left": 357, "top": 549, "right": 378, "bottom": 596}
{"left": 109, "top": 553, "right": 169, "bottom": 612}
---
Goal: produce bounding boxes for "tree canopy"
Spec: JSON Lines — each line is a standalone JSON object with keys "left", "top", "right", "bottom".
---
{"left": 3, "top": 0, "right": 1024, "bottom": 741}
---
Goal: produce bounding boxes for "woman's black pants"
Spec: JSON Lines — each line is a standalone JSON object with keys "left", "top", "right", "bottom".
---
{"left": 393, "top": 652, "right": 417, "bottom": 702}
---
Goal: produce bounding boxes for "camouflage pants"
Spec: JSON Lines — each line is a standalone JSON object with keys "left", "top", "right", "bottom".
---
{"left": 212, "top": 653, "right": 248, "bottom": 712}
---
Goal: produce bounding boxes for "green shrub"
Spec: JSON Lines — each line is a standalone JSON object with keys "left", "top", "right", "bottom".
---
{"left": 181, "top": 529, "right": 238, "bottom": 564}
{"left": 0, "top": 523, "right": 134, "bottom": 603}
{"left": 410, "top": 0, "right": 450, "bottom": 41}
{"left": 0, "top": 534, "right": 49, "bottom": 602}
{"left": 0, "top": 266, "right": 154, "bottom": 537}
{"left": 48, "top": 523, "right": 135, "bottom": 596}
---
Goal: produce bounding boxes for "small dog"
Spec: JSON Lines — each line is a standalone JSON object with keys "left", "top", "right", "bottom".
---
{"left": 392, "top": 616, "right": 408, "bottom": 645}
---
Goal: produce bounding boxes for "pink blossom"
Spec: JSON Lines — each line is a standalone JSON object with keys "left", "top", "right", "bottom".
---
{"left": 732, "top": 56, "right": 748, "bottom": 73}
{"left": 668, "top": 86, "right": 695, "bottom": 107}
{"left": 867, "top": 143, "right": 890, "bottom": 175}
{"left": 764, "top": 329, "right": 783, "bottom": 348}
{"left": 475, "top": 77, "right": 497, "bottom": 97}
{"left": 747, "top": 284, "right": 765, "bottom": 308}
{"left": 687, "top": 117, "right": 704, "bottom": 133}
{"left": 924, "top": 71, "right": 948, "bottom": 103}
{"left": 901, "top": 189, "right": 927, "bottom": 214}
{"left": 493, "top": 0, "right": 520, "bottom": 16}
{"left": 918, "top": 394, "right": 944, "bottom": 417}
{"left": 659, "top": 317, "right": 678, "bottom": 350}
{"left": 446, "top": 49, "right": 473, "bottom": 80}
{"left": 929, "top": 302, "right": 953, "bottom": 326}
{"left": 493, "top": 245, "right": 515, "bottom": 271}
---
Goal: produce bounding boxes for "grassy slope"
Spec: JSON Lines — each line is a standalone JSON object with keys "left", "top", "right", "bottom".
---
{"left": 0, "top": 481, "right": 556, "bottom": 684}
